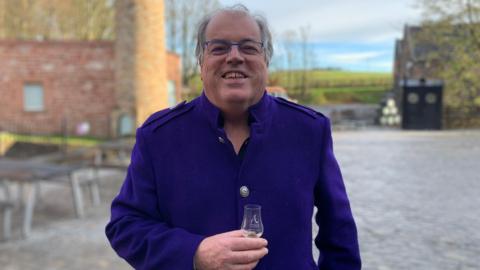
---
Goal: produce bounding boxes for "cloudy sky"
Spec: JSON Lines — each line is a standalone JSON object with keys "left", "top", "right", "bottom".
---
{"left": 219, "top": 0, "right": 423, "bottom": 72}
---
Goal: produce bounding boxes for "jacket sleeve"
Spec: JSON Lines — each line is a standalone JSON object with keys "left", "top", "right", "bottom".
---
{"left": 314, "top": 118, "right": 361, "bottom": 270}
{"left": 105, "top": 128, "right": 205, "bottom": 270}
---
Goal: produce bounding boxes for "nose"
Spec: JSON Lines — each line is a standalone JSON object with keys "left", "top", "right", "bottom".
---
{"left": 226, "top": 45, "right": 244, "bottom": 64}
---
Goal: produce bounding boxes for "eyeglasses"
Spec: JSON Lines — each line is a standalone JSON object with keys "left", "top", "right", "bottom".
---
{"left": 203, "top": 39, "right": 264, "bottom": 56}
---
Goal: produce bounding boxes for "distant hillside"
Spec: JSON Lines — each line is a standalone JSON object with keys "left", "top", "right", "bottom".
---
{"left": 185, "top": 70, "right": 393, "bottom": 105}
{"left": 270, "top": 69, "right": 391, "bottom": 85}
{"left": 269, "top": 70, "right": 392, "bottom": 104}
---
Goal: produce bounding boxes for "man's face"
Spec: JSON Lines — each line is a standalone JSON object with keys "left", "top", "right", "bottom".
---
{"left": 200, "top": 12, "right": 268, "bottom": 112}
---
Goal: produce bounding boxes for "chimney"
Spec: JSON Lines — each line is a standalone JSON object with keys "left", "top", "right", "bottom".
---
{"left": 115, "top": 0, "right": 168, "bottom": 133}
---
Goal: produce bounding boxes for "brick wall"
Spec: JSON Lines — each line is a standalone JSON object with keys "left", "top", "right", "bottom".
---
{"left": 0, "top": 40, "right": 115, "bottom": 137}
{"left": 0, "top": 39, "right": 183, "bottom": 138}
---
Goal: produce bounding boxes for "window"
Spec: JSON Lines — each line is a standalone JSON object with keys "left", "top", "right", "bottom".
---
{"left": 119, "top": 114, "right": 134, "bottom": 137}
{"left": 407, "top": 93, "right": 419, "bottom": 104}
{"left": 23, "top": 83, "right": 44, "bottom": 112}
{"left": 425, "top": 93, "right": 437, "bottom": 104}
{"left": 167, "top": 80, "right": 177, "bottom": 107}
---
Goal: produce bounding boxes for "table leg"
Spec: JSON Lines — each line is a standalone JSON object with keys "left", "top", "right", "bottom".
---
{"left": 22, "top": 182, "right": 37, "bottom": 238}
{"left": 70, "top": 172, "right": 85, "bottom": 218}
{"left": 89, "top": 168, "right": 101, "bottom": 206}
{"left": 2, "top": 206, "right": 12, "bottom": 240}
{"left": 0, "top": 180, "right": 13, "bottom": 240}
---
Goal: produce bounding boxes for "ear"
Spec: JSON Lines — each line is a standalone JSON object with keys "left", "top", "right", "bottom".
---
{"left": 199, "top": 62, "right": 204, "bottom": 81}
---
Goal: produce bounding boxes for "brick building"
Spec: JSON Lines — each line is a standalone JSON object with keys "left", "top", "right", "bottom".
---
{"left": 0, "top": 0, "right": 181, "bottom": 138}
{"left": 393, "top": 24, "right": 480, "bottom": 128}
{"left": 393, "top": 25, "right": 442, "bottom": 100}
{"left": 0, "top": 40, "right": 181, "bottom": 138}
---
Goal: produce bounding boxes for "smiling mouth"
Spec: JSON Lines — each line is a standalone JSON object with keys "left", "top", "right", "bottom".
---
{"left": 222, "top": 71, "right": 248, "bottom": 79}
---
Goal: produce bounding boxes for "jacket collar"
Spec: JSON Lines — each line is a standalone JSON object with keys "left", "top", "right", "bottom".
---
{"left": 199, "top": 90, "right": 272, "bottom": 133}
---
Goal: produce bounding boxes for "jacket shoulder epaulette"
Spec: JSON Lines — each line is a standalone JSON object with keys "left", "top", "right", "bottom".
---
{"left": 273, "top": 97, "right": 325, "bottom": 119}
{"left": 141, "top": 100, "right": 193, "bottom": 131}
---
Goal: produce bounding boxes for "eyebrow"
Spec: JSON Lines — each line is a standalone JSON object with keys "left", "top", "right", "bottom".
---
{"left": 207, "top": 38, "right": 260, "bottom": 43}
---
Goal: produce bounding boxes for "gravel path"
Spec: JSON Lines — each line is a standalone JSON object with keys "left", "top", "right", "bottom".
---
{"left": 1, "top": 129, "right": 479, "bottom": 270}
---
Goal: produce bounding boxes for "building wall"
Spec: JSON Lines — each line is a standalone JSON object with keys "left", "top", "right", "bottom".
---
{"left": 0, "top": 40, "right": 182, "bottom": 138}
{"left": 166, "top": 52, "right": 182, "bottom": 104}
{"left": 115, "top": 0, "right": 168, "bottom": 128}
{"left": 135, "top": 0, "right": 168, "bottom": 126}
{"left": 0, "top": 40, "right": 115, "bottom": 137}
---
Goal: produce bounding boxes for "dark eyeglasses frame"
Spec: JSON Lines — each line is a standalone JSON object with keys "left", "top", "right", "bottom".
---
{"left": 203, "top": 39, "right": 264, "bottom": 56}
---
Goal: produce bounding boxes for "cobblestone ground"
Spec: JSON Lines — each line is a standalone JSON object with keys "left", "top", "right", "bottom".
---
{"left": 0, "top": 170, "right": 132, "bottom": 270}
{"left": 0, "top": 129, "right": 479, "bottom": 269}
{"left": 312, "top": 129, "right": 480, "bottom": 270}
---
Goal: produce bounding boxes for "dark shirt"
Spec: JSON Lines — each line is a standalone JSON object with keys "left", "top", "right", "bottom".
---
{"left": 238, "top": 137, "right": 249, "bottom": 161}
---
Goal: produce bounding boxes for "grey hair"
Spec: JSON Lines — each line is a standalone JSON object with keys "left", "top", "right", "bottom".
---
{"left": 195, "top": 4, "right": 274, "bottom": 66}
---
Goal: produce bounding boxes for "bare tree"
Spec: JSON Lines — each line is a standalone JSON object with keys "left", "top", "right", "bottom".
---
{"left": 277, "top": 26, "right": 315, "bottom": 102}
{"left": 282, "top": 30, "right": 298, "bottom": 93}
{"left": 165, "top": 0, "right": 220, "bottom": 86}
{"left": 0, "top": 0, "right": 114, "bottom": 40}
{"left": 417, "top": 0, "right": 480, "bottom": 121}
{"left": 165, "top": 0, "right": 178, "bottom": 51}
{"left": 299, "top": 25, "right": 312, "bottom": 100}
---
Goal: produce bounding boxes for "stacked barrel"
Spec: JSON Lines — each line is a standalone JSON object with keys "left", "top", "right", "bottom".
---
{"left": 378, "top": 98, "right": 401, "bottom": 126}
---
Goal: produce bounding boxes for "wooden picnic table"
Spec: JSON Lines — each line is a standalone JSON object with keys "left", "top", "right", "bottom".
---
{"left": 93, "top": 139, "right": 133, "bottom": 169}
{"left": 0, "top": 158, "right": 96, "bottom": 239}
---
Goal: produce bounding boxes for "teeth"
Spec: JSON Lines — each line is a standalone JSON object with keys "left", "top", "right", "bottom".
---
{"left": 224, "top": 72, "right": 246, "bottom": 79}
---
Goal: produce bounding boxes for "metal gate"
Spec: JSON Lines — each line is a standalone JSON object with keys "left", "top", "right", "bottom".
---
{"left": 402, "top": 80, "right": 443, "bottom": 130}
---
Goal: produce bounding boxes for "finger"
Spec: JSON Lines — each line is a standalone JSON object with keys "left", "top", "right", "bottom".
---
{"left": 228, "top": 248, "right": 269, "bottom": 264}
{"left": 229, "top": 260, "right": 259, "bottom": 270}
{"left": 230, "top": 238, "right": 268, "bottom": 251}
{"left": 221, "top": 230, "right": 267, "bottom": 240}
{"left": 220, "top": 229, "right": 248, "bottom": 237}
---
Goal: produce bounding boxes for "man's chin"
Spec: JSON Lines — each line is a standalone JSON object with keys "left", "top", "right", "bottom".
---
{"left": 224, "top": 95, "right": 250, "bottom": 105}
{"left": 221, "top": 88, "right": 251, "bottom": 101}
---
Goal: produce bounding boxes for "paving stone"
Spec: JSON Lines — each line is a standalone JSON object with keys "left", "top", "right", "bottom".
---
{"left": 313, "top": 129, "right": 480, "bottom": 269}
{"left": 1, "top": 130, "right": 479, "bottom": 269}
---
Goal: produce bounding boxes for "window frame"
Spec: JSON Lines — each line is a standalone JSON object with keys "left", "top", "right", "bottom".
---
{"left": 23, "top": 82, "right": 45, "bottom": 112}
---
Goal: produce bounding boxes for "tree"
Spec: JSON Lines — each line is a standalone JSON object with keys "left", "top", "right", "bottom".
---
{"left": 165, "top": 0, "right": 220, "bottom": 87}
{"left": 281, "top": 30, "right": 298, "bottom": 93}
{"left": 0, "top": 0, "right": 115, "bottom": 40}
{"left": 0, "top": 0, "right": 221, "bottom": 95}
{"left": 417, "top": 0, "right": 480, "bottom": 124}
{"left": 274, "top": 26, "right": 315, "bottom": 103}
{"left": 298, "top": 25, "right": 313, "bottom": 101}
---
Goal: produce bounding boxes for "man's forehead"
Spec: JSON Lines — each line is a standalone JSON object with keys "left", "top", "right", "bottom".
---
{"left": 205, "top": 11, "right": 261, "bottom": 39}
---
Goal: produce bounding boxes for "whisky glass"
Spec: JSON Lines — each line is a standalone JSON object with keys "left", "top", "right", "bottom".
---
{"left": 241, "top": 204, "right": 264, "bottom": 238}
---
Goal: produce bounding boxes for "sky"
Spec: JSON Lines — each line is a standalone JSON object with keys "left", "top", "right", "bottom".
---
{"left": 219, "top": 0, "right": 423, "bottom": 73}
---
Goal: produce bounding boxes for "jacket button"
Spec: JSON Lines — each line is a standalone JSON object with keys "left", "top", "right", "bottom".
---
{"left": 240, "top": 186, "right": 250, "bottom": 197}
{"left": 218, "top": 137, "right": 225, "bottom": 144}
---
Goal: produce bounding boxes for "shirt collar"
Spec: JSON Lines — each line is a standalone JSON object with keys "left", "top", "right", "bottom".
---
{"left": 199, "top": 90, "right": 272, "bottom": 132}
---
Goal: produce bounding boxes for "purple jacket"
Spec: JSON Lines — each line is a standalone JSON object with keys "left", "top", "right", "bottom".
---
{"left": 106, "top": 92, "right": 361, "bottom": 269}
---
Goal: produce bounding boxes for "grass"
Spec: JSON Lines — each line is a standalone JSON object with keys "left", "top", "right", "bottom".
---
{"left": 185, "top": 69, "right": 393, "bottom": 104}
{"left": 310, "top": 86, "right": 388, "bottom": 104}
{"left": 269, "top": 69, "right": 391, "bottom": 83}
{"left": 0, "top": 132, "right": 103, "bottom": 148}
{"left": 269, "top": 70, "right": 392, "bottom": 104}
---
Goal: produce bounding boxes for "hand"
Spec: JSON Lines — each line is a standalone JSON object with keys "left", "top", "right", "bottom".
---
{"left": 194, "top": 230, "right": 269, "bottom": 270}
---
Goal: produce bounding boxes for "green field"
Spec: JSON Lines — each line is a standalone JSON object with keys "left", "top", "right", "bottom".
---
{"left": 310, "top": 86, "right": 388, "bottom": 104}
{"left": 0, "top": 132, "right": 102, "bottom": 147}
{"left": 269, "top": 70, "right": 391, "bottom": 84}
{"left": 186, "top": 69, "right": 393, "bottom": 104}
{"left": 270, "top": 70, "right": 392, "bottom": 104}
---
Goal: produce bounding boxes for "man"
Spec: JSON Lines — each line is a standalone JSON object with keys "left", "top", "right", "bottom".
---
{"left": 106, "top": 4, "right": 361, "bottom": 270}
